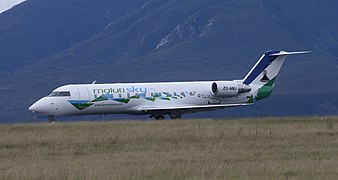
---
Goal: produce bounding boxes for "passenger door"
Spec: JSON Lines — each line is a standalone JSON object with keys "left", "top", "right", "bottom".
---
{"left": 77, "top": 86, "right": 90, "bottom": 101}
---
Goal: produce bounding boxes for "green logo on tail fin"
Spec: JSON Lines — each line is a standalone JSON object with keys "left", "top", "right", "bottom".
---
{"left": 255, "top": 77, "right": 276, "bottom": 101}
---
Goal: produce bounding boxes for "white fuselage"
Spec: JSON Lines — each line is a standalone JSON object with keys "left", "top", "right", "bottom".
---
{"left": 29, "top": 50, "right": 307, "bottom": 120}
{"left": 29, "top": 81, "right": 256, "bottom": 116}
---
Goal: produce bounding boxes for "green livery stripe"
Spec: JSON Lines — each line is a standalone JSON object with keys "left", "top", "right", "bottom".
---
{"left": 91, "top": 95, "right": 109, "bottom": 102}
{"left": 113, "top": 98, "right": 130, "bottom": 104}
{"left": 248, "top": 95, "right": 255, "bottom": 103}
{"left": 129, "top": 95, "right": 140, "bottom": 99}
{"left": 145, "top": 97, "right": 156, "bottom": 102}
{"left": 70, "top": 102, "right": 94, "bottom": 110}
{"left": 68, "top": 91, "right": 191, "bottom": 110}
{"left": 255, "top": 77, "right": 276, "bottom": 101}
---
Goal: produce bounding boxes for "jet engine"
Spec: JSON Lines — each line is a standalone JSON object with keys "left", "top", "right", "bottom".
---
{"left": 211, "top": 81, "right": 251, "bottom": 97}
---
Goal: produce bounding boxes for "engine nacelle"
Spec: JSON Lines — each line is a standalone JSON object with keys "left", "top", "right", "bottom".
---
{"left": 211, "top": 81, "right": 251, "bottom": 97}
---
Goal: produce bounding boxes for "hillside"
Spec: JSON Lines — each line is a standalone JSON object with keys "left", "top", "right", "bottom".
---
{"left": 0, "top": 0, "right": 338, "bottom": 122}
{"left": 0, "top": 0, "right": 148, "bottom": 77}
{"left": 0, "top": 117, "right": 337, "bottom": 179}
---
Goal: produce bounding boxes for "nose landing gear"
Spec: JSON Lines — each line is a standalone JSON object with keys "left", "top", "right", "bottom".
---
{"left": 48, "top": 115, "right": 55, "bottom": 123}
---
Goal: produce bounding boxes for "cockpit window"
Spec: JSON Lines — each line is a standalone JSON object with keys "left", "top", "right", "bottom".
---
{"left": 48, "top": 92, "right": 59, "bottom": 97}
{"left": 58, "top": 91, "right": 71, "bottom": 96}
{"left": 47, "top": 91, "right": 71, "bottom": 97}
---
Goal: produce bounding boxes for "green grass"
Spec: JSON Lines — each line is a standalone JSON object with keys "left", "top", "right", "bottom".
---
{"left": 1, "top": 117, "right": 338, "bottom": 179}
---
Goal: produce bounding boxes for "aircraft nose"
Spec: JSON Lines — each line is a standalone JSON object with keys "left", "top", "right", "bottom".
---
{"left": 29, "top": 103, "right": 38, "bottom": 113}
{"left": 29, "top": 98, "right": 57, "bottom": 115}
{"left": 29, "top": 98, "right": 48, "bottom": 114}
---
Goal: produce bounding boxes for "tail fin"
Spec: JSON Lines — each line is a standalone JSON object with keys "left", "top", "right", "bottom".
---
{"left": 243, "top": 50, "right": 310, "bottom": 86}
{"left": 244, "top": 50, "right": 310, "bottom": 102}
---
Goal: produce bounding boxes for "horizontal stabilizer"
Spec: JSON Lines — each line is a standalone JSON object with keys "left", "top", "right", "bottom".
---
{"left": 269, "top": 51, "right": 311, "bottom": 56}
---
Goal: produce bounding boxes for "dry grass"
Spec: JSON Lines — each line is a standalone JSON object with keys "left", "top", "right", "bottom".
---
{"left": 0, "top": 116, "right": 338, "bottom": 179}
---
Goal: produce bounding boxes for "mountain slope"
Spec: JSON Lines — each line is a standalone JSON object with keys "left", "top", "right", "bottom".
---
{"left": 0, "top": 0, "right": 148, "bottom": 78}
{"left": 0, "top": 0, "right": 338, "bottom": 122}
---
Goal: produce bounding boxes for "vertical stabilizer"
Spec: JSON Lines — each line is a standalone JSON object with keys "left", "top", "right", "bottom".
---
{"left": 243, "top": 50, "right": 310, "bottom": 101}
{"left": 243, "top": 50, "right": 310, "bottom": 86}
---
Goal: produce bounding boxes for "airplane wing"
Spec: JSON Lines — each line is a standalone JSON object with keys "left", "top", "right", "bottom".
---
{"left": 141, "top": 103, "right": 253, "bottom": 114}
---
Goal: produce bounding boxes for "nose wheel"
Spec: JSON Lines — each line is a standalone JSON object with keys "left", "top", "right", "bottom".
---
{"left": 48, "top": 115, "right": 56, "bottom": 123}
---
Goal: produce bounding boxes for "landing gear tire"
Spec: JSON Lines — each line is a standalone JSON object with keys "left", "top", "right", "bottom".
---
{"left": 170, "top": 115, "right": 182, "bottom": 120}
{"left": 154, "top": 115, "right": 165, "bottom": 120}
{"left": 48, "top": 115, "right": 55, "bottom": 123}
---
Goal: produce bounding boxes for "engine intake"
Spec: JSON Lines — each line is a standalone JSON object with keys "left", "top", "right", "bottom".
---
{"left": 211, "top": 81, "right": 251, "bottom": 97}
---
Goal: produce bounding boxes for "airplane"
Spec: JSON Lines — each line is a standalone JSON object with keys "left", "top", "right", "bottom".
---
{"left": 29, "top": 50, "right": 309, "bottom": 122}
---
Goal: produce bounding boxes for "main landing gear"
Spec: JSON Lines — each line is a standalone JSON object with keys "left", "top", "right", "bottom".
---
{"left": 149, "top": 114, "right": 182, "bottom": 120}
{"left": 149, "top": 114, "right": 165, "bottom": 120}
{"left": 155, "top": 115, "right": 165, "bottom": 120}
{"left": 170, "top": 115, "right": 182, "bottom": 120}
{"left": 48, "top": 115, "right": 55, "bottom": 123}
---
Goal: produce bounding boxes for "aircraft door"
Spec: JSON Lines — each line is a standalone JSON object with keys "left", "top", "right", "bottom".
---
{"left": 69, "top": 86, "right": 80, "bottom": 100}
{"left": 77, "top": 86, "right": 91, "bottom": 101}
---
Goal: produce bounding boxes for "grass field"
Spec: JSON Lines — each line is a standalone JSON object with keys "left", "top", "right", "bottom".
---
{"left": 0, "top": 117, "right": 338, "bottom": 179}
